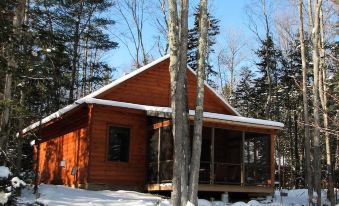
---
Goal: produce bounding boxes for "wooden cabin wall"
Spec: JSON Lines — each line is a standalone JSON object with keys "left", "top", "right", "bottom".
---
{"left": 37, "top": 106, "right": 90, "bottom": 186}
{"left": 97, "top": 59, "right": 234, "bottom": 115}
{"left": 88, "top": 105, "right": 147, "bottom": 189}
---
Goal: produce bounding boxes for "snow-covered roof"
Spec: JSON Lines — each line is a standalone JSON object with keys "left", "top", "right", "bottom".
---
{"left": 85, "top": 98, "right": 283, "bottom": 129}
{"left": 23, "top": 97, "right": 283, "bottom": 134}
{"left": 23, "top": 55, "right": 251, "bottom": 133}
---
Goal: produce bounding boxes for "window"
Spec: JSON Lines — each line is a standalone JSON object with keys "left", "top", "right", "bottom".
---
{"left": 107, "top": 126, "right": 130, "bottom": 162}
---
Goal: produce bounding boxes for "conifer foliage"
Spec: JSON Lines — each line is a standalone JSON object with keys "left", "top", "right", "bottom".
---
{"left": 187, "top": 6, "right": 220, "bottom": 86}
{"left": 0, "top": 0, "right": 117, "bottom": 176}
{"left": 234, "top": 30, "right": 338, "bottom": 192}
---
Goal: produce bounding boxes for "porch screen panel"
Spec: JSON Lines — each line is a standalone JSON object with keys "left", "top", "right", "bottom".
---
{"left": 199, "top": 127, "right": 212, "bottom": 183}
{"left": 244, "top": 132, "right": 271, "bottom": 185}
{"left": 214, "top": 129, "right": 242, "bottom": 184}
{"left": 159, "top": 125, "right": 173, "bottom": 182}
{"left": 148, "top": 128, "right": 159, "bottom": 183}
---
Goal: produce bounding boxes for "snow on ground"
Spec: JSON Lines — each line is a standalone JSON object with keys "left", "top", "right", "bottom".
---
{"left": 0, "top": 192, "right": 11, "bottom": 205}
{"left": 11, "top": 177, "right": 26, "bottom": 188}
{"left": 19, "top": 184, "right": 166, "bottom": 206}
{"left": 18, "top": 184, "right": 338, "bottom": 206}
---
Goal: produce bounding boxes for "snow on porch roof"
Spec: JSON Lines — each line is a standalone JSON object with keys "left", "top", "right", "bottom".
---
{"left": 22, "top": 98, "right": 283, "bottom": 134}
{"left": 84, "top": 98, "right": 284, "bottom": 129}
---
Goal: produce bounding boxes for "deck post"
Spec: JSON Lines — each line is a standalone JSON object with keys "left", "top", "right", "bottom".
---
{"left": 270, "top": 132, "right": 276, "bottom": 187}
{"left": 241, "top": 131, "right": 245, "bottom": 186}
{"left": 157, "top": 127, "right": 161, "bottom": 184}
{"left": 210, "top": 127, "right": 215, "bottom": 184}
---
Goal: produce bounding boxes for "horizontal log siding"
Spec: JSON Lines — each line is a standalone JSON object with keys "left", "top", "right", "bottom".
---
{"left": 88, "top": 105, "right": 147, "bottom": 187}
{"left": 37, "top": 107, "right": 90, "bottom": 186}
{"left": 98, "top": 60, "right": 233, "bottom": 115}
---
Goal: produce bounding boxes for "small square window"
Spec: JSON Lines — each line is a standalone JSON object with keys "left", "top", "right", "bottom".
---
{"left": 107, "top": 126, "right": 130, "bottom": 162}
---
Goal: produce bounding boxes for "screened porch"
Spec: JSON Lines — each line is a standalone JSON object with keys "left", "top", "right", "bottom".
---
{"left": 147, "top": 119, "right": 275, "bottom": 192}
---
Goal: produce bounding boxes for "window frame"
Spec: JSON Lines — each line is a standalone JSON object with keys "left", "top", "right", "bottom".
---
{"left": 106, "top": 124, "right": 131, "bottom": 163}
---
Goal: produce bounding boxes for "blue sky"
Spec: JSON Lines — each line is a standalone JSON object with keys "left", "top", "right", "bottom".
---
{"left": 102, "top": 0, "right": 256, "bottom": 79}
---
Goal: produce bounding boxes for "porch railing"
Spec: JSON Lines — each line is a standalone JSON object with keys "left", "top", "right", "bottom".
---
{"left": 148, "top": 160, "right": 270, "bottom": 186}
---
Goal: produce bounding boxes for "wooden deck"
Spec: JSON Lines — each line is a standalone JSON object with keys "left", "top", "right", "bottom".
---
{"left": 147, "top": 183, "right": 274, "bottom": 194}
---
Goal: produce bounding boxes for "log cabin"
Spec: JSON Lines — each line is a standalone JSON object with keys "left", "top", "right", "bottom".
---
{"left": 23, "top": 54, "right": 284, "bottom": 195}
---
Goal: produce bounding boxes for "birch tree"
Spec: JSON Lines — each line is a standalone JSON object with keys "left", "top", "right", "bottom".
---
{"left": 216, "top": 30, "right": 246, "bottom": 102}
{"left": 309, "top": 0, "right": 323, "bottom": 204}
{"left": 178, "top": 0, "right": 189, "bottom": 205}
{"left": 188, "top": 0, "right": 208, "bottom": 205}
{"left": 114, "top": 0, "right": 149, "bottom": 68}
{"left": 152, "top": 0, "right": 169, "bottom": 56}
{"left": 298, "top": 0, "right": 313, "bottom": 204}
{"left": 318, "top": 6, "right": 335, "bottom": 206}
{"left": 167, "top": 0, "right": 189, "bottom": 205}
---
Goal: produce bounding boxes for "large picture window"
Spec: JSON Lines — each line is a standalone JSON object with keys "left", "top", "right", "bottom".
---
{"left": 107, "top": 126, "right": 130, "bottom": 162}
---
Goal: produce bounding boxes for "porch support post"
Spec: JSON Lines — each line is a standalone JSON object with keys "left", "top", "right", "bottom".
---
{"left": 270, "top": 131, "right": 276, "bottom": 187}
{"left": 241, "top": 131, "right": 245, "bottom": 186}
{"left": 157, "top": 127, "right": 161, "bottom": 184}
{"left": 210, "top": 127, "right": 215, "bottom": 184}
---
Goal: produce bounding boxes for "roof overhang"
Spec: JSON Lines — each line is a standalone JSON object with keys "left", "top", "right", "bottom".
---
{"left": 22, "top": 98, "right": 283, "bottom": 134}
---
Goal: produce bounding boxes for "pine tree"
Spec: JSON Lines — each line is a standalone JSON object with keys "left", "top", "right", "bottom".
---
{"left": 234, "top": 67, "right": 255, "bottom": 117}
{"left": 187, "top": 6, "right": 219, "bottom": 87}
{"left": 0, "top": 0, "right": 118, "bottom": 177}
{"left": 279, "top": 38, "right": 308, "bottom": 188}
{"left": 253, "top": 36, "right": 281, "bottom": 120}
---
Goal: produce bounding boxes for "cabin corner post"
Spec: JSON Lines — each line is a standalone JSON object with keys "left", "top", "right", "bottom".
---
{"left": 33, "top": 141, "right": 40, "bottom": 193}
{"left": 270, "top": 131, "right": 276, "bottom": 187}
{"left": 210, "top": 127, "right": 215, "bottom": 184}
{"left": 86, "top": 104, "right": 94, "bottom": 186}
{"left": 157, "top": 126, "right": 161, "bottom": 184}
{"left": 241, "top": 131, "right": 245, "bottom": 186}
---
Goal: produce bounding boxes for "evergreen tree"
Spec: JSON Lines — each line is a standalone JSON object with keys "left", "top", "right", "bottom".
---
{"left": 234, "top": 67, "right": 255, "bottom": 117}
{"left": 0, "top": 0, "right": 118, "bottom": 177}
{"left": 327, "top": 40, "right": 339, "bottom": 184}
{"left": 187, "top": 6, "right": 219, "bottom": 87}
{"left": 279, "top": 38, "right": 306, "bottom": 188}
{"left": 253, "top": 36, "right": 282, "bottom": 120}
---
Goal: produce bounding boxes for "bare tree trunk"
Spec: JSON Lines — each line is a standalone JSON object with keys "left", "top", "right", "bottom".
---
{"left": 69, "top": 0, "right": 83, "bottom": 103}
{"left": 188, "top": 0, "right": 208, "bottom": 205}
{"left": 116, "top": 0, "right": 148, "bottom": 68}
{"left": 260, "top": 0, "right": 272, "bottom": 119}
{"left": 16, "top": 89, "right": 25, "bottom": 172}
{"left": 168, "top": 0, "right": 183, "bottom": 205}
{"left": 294, "top": 111, "right": 300, "bottom": 188}
{"left": 0, "top": 74, "right": 12, "bottom": 149}
{"left": 308, "top": 0, "right": 314, "bottom": 34}
{"left": 298, "top": 0, "right": 313, "bottom": 204}
{"left": 318, "top": 7, "right": 335, "bottom": 206}
{"left": 0, "top": 0, "right": 26, "bottom": 149}
{"left": 179, "top": 0, "right": 189, "bottom": 205}
{"left": 310, "top": 0, "right": 323, "bottom": 205}
{"left": 82, "top": 35, "right": 90, "bottom": 97}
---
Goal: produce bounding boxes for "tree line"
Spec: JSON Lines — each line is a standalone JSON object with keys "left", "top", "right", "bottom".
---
{"left": 0, "top": 0, "right": 117, "bottom": 176}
